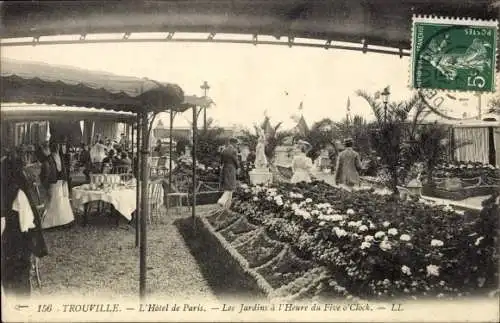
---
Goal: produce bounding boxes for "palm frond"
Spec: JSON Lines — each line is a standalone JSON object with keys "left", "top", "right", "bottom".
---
{"left": 356, "top": 89, "right": 384, "bottom": 125}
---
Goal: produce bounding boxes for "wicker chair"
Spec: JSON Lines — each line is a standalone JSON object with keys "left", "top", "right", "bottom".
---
{"left": 31, "top": 182, "right": 46, "bottom": 289}
{"left": 149, "top": 157, "right": 160, "bottom": 177}
{"left": 147, "top": 181, "right": 165, "bottom": 223}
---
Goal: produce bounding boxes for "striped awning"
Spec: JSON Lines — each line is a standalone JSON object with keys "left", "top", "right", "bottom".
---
{"left": 1, "top": 58, "right": 186, "bottom": 113}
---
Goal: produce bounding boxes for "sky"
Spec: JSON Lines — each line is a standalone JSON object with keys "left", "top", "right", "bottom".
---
{"left": 2, "top": 39, "right": 494, "bottom": 130}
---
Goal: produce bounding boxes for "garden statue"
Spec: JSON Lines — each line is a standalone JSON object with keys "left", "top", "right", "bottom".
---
{"left": 254, "top": 126, "right": 268, "bottom": 168}
{"left": 249, "top": 124, "right": 272, "bottom": 185}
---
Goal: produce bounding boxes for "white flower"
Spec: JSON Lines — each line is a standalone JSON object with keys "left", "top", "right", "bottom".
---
{"left": 369, "top": 222, "right": 376, "bottom": 229}
{"left": 374, "top": 231, "right": 386, "bottom": 239}
{"left": 382, "top": 221, "right": 390, "bottom": 228}
{"left": 240, "top": 183, "right": 249, "bottom": 189}
{"left": 346, "top": 209, "right": 355, "bottom": 215}
{"left": 379, "top": 240, "right": 392, "bottom": 251}
{"left": 302, "top": 211, "right": 311, "bottom": 220}
{"left": 319, "top": 221, "right": 326, "bottom": 226}
{"left": 388, "top": 228, "right": 398, "bottom": 236}
{"left": 399, "top": 234, "right": 411, "bottom": 242}
{"left": 252, "top": 196, "right": 259, "bottom": 201}
{"left": 316, "top": 203, "right": 332, "bottom": 209}
{"left": 289, "top": 192, "right": 304, "bottom": 199}
{"left": 474, "top": 236, "right": 484, "bottom": 246}
{"left": 348, "top": 221, "right": 357, "bottom": 227}
{"left": 311, "top": 210, "right": 320, "bottom": 216}
{"left": 401, "top": 265, "right": 412, "bottom": 276}
{"left": 276, "top": 199, "right": 283, "bottom": 206}
{"left": 331, "top": 214, "right": 343, "bottom": 222}
{"left": 430, "top": 239, "right": 444, "bottom": 247}
{"left": 426, "top": 264, "right": 440, "bottom": 277}
{"left": 334, "top": 227, "right": 347, "bottom": 238}
{"left": 305, "top": 198, "right": 313, "bottom": 203}
{"left": 443, "top": 205, "right": 454, "bottom": 212}
{"left": 360, "top": 242, "right": 371, "bottom": 250}
{"left": 358, "top": 225, "right": 368, "bottom": 232}
{"left": 364, "top": 235, "right": 374, "bottom": 242}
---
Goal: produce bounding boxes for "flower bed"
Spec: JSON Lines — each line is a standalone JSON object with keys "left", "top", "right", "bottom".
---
{"left": 422, "top": 163, "right": 500, "bottom": 200}
{"left": 201, "top": 210, "right": 341, "bottom": 302}
{"left": 227, "top": 181, "right": 499, "bottom": 301}
{"left": 434, "top": 162, "right": 499, "bottom": 184}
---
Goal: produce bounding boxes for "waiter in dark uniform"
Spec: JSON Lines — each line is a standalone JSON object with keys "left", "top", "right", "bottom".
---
{"left": 1, "top": 149, "right": 48, "bottom": 297}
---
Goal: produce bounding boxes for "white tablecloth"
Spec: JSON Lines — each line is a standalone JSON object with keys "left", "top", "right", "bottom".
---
{"left": 72, "top": 185, "right": 137, "bottom": 221}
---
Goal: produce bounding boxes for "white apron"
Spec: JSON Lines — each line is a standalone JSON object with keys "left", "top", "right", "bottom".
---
{"left": 42, "top": 154, "right": 75, "bottom": 229}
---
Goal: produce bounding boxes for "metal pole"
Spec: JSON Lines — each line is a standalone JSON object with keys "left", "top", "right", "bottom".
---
{"left": 169, "top": 110, "right": 174, "bottom": 194}
{"left": 477, "top": 93, "right": 482, "bottom": 120}
{"left": 139, "top": 112, "right": 150, "bottom": 299}
{"left": 192, "top": 106, "right": 198, "bottom": 230}
{"left": 135, "top": 118, "right": 141, "bottom": 248}
{"left": 384, "top": 102, "right": 387, "bottom": 123}
{"left": 1, "top": 37, "right": 411, "bottom": 57}
{"left": 130, "top": 123, "right": 134, "bottom": 154}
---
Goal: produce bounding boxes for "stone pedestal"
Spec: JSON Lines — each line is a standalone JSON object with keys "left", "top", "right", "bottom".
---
{"left": 249, "top": 168, "right": 273, "bottom": 185}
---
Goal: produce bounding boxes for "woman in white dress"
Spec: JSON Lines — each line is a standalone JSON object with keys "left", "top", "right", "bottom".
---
{"left": 40, "top": 142, "right": 75, "bottom": 229}
{"left": 290, "top": 140, "right": 314, "bottom": 184}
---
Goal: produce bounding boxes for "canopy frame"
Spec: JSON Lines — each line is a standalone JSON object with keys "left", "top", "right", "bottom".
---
{"left": 0, "top": 58, "right": 190, "bottom": 300}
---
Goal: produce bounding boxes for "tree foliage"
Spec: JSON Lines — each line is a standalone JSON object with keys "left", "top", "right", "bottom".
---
{"left": 195, "top": 119, "right": 226, "bottom": 167}
{"left": 357, "top": 89, "right": 430, "bottom": 193}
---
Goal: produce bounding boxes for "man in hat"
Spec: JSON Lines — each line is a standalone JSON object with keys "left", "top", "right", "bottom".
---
{"left": 334, "top": 138, "right": 363, "bottom": 187}
{"left": 217, "top": 137, "right": 240, "bottom": 209}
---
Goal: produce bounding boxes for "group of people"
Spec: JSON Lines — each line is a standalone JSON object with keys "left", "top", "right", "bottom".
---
{"left": 1, "top": 134, "right": 134, "bottom": 298}
{"left": 290, "top": 137, "right": 364, "bottom": 186}
{"left": 215, "top": 136, "right": 364, "bottom": 212}
{"left": 80, "top": 134, "right": 134, "bottom": 180}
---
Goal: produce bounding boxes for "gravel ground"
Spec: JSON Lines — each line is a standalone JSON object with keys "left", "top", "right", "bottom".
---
{"left": 32, "top": 205, "right": 239, "bottom": 302}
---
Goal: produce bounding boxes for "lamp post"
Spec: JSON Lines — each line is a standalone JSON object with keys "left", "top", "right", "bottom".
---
{"left": 381, "top": 87, "right": 391, "bottom": 123}
{"left": 200, "top": 81, "right": 210, "bottom": 131}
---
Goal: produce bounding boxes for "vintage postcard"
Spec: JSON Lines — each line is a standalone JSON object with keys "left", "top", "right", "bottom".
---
{"left": 1, "top": 1, "right": 499, "bottom": 323}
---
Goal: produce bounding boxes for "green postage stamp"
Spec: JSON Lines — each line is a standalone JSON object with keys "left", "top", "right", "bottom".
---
{"left": 411, "top": 16, "right": 498, "bottom": 92}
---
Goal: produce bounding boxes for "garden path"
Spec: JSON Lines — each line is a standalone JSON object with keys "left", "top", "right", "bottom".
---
{"left": 32, "top": 205, "right": 224, "bottom": 302}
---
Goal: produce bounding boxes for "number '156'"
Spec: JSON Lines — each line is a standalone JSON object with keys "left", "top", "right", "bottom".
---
{"left": 37, "top": 304, "right": 53, "bottom": 312}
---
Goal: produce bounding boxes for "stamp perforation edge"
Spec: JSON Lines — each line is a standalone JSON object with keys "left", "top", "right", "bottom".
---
{"left": 409, "top": 14, "right": 499, "bottom": 94}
